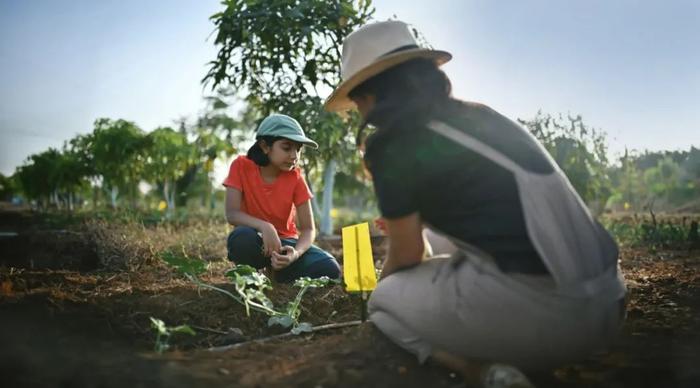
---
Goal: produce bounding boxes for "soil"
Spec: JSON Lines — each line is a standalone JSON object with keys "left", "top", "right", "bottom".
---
{"left": 0, "top": 206, "right": 699, "bottom": 388}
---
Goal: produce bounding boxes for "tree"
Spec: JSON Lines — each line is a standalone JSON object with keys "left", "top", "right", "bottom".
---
{"left": 191, "top": 92, "right": 249, "bottom": 210}
{"left": 87, "top": 118, "right": 149, "bottom": 209}
{"left": 519, "top": 112, "right": 612, "bottom": 212}
{"left": 14, "top": 148, "right": 88, "bottom": 209}
{"left": 204, "top": 0, "right": 374, "bottom": 235}
{"left": 643, "top": 156, "right": 682, "bottom": 206}
{"left": 68, "top": 133, "right": 101, "bottom": 209}
{"left": 15, "top": 150, "right": 56, "bottom": 207}
{"left": 144, "top": 127, "right": 194, "bottom": 214}
{"left": 608, "top": 148, "right": 646, "bottom": 211}
{"left": 0, "top": 173, "right": 16, "bottom": 201}
{"left": 53, "top": 147, "right": 91, "bottom": 210}
{"left": 607, "top": 147, "right": 700, "bottom": 211}
{"left": 680, "top": 146, "right": 700, "bottom": 197}
{"left": 162, "top": 93, "right": 249, "bottom": 211}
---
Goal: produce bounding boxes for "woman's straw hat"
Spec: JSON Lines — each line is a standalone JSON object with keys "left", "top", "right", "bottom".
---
{"left": 324, "top": 20, "right": 452, "bottom": 112}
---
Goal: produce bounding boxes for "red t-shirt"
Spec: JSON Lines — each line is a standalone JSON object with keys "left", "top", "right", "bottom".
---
{"left": 223, "top": 155, "right": 313, "bottom": 238}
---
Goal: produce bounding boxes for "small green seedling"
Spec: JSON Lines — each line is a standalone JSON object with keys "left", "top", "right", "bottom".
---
{"left": 225, "top": 264, "right": 277, "bottom": 317}
{"left": 161, "top": 248, "right": 277, "bottom": 316}
{"left": 160, "top": 247, "right": 338, "bottom": 334}
{"left": 149, "top": 317, "right": 196, "bottom": 353}
{"left": 267, "top": 276, "right": 339, "bottom": 334}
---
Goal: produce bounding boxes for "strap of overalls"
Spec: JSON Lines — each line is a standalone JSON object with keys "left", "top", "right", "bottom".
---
{"left": 427, "top": 120, "right": 527, "bottom": 177}
{"left": 427, "top": 120, "right": 626, "bottom": 299}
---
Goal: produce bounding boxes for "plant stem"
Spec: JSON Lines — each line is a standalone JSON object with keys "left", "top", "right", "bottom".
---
{"left": 234, "top": 285, "right": 251, "bottom": 316}
{"left": 186, "top": 274, "right": 280, "bottom": 317}
{"left": 288, "top": 285, "right": 309, "bottom": 321}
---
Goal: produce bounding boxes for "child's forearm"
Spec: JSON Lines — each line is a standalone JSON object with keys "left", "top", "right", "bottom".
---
{"left": 294, "top": 228, "right": 315, "bottom": 256}
{"left": 226, "top": 209, "right": 272, "bottom": 232}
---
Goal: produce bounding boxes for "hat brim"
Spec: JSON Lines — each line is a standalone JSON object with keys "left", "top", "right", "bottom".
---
{"left": 279, "top": 134, "right": 319, "bottom": 149}
{"left": 324, "top": 48, "right": 452, "bottom": 112}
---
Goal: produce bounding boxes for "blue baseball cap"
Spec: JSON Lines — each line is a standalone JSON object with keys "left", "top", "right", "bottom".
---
{"left": 256, "top": 114, "right": 319, "bottom": 149}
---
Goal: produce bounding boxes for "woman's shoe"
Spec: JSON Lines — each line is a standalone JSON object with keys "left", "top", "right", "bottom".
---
{"left": 481, "top": 363, "right": 535, "bottom": 388}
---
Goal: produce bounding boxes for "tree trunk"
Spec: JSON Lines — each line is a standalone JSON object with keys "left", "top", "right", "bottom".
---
{"left": 208, "top": 175, "right": 216, "bottom": 213}
{"left": 130, "top": 180, "right": 138, "bottom": 210}
{"left": 319, "top": 159, "right": 337, "bottom": 236}
{"left": 51, "top": 191, "right": 58, "bottom": 209}
{"left": 305, "top": 169, "right": 322, "bottom": 228}
{"left": 311, "top": 196, "right": 322, "bottom": 227}
{"left": 92, "top": 185, "right": 99, "bottom": 210}
{"left": 108, "top": 186, "right": 119, "bottom": 209}
{"left": 164, "top": 180, "right": 176, "bottom": 217}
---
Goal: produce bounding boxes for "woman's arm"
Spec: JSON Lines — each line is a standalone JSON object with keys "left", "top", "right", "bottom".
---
{"left": 225, "top": 187, "right": 281, "bottom": 257}
{"left": 381, "top": 212, "right": 425, "bottom": 279}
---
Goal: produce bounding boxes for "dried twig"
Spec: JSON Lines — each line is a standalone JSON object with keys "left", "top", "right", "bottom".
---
{"left": 208, "top": 320, "right": 363, "bottom": 352}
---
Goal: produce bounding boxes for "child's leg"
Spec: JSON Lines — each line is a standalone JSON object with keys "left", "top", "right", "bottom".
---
{"left": 304, "top": 257, "right": 341, "bottom": 279}
{"left": 275, "top": 241, "right": 340, "bottom": 282}
{"left": 226, "top": 227, "right": 270, "bottom": 269}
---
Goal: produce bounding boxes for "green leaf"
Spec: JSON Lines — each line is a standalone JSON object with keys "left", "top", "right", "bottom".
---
{"left": 160, "top": 250, "right": 207, "bottom": 276}
{"left": 293, "top": 276, "right": 337, "bottom": 288}
{"left": 150, "top": 317, "right": 167, "bottom": 335}
{"left": 170, "top": 325, "right": 197, "bottom": 336}
{"left": 226, "top": 264, "right": 257, "bottom": 278}
{"left": 291, "top": 322, "right": 313, "bottom": 335}
{"left": 267, "top": 315, "right": 294, "bottom": 328}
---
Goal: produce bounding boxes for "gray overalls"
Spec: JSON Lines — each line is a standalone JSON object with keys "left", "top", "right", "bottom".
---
{"left": 368, "top": 118, "right": 626, "bottom": 370}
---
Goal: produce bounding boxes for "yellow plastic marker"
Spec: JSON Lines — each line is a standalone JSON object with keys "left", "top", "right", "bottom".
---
{"left": 342, "top": 222, "right": 377, "bottom": 292}
{"left": 342, "top": 222, "right": 377, "bottom": 321}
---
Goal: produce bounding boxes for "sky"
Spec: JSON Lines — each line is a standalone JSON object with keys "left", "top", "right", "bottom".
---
{"left": 1, "top": 0, "right": 698, "bottom": 179}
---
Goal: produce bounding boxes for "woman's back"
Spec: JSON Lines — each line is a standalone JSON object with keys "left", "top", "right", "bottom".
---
{"left": 364, "top": 99, "right": 556, "bottom": 274}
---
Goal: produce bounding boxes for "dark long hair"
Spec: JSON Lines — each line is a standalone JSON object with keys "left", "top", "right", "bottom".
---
{"left": 246, "top": 136, "right": 284, "bottom": 166}
{"left": 349, "top": 58, "right": 452, "bottom": 148}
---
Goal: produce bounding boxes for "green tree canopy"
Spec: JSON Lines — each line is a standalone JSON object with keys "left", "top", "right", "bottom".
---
{"left": 519, "top": 112, "right": 612, "bottom": 209}
{"left": 0, "top": 173, "right": 14, "bottom": 201}
{"left": 14, "top": 147, "right": 88, "bottom": 208}
{"left": 88, "top": 118, "right": 149, "bottom": 208}
{"left": 144, "top": 127, "right": 195, "bottom": 212}
{"left": 204, "top": 0, "right": 374, "bottom": 234}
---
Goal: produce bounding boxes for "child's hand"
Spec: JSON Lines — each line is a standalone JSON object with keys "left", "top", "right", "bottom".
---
{"left": 271, "top": 246, "right": 299, "bottom": 270}
{"left": 261, "top": 223, "right": 282, "bottom": 258}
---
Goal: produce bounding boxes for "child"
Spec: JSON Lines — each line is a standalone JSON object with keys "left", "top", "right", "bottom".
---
{"left": 223, "top": 114, "right": 340, "bottom": 282}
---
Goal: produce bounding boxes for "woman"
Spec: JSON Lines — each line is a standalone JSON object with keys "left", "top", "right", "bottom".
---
{"left": 324, "top": 21, "right": 626, "bottom": 388}
{"left": 224, "top": 114, "right": 340, "bottom": 282}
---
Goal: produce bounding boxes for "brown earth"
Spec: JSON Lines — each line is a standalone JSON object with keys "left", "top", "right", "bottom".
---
{"left": 0, "top": 207, "right": 699, "bottom": 388}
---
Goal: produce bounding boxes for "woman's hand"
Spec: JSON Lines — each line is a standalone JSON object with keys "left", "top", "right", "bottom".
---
{"left": 271, "top": 246, "right": 299, "bottom": 270}
{"left": 260, "top": 223, "right": 282, "bottom": 258}
{"left": 381, "top": 213, "right": 424, "bottom": 279}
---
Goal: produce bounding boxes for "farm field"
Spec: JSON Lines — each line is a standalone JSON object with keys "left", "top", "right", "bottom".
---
{"left": 1, "top": 206, "right": 698, "bottom": 388}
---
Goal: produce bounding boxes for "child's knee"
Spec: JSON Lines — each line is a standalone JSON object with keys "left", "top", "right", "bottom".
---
{"left": 306, "top": 258, "right": 341, "bottom": 279}
{"left": 227, "top": 227, "right": 265, "bottom": 267}
{"left": 227, "top": 227, "right": 258, "bottom": 250}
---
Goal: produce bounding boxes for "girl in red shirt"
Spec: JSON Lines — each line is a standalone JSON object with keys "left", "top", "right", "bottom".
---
{"left": 223, "top": 114, "right": 340, "bottom": 282}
